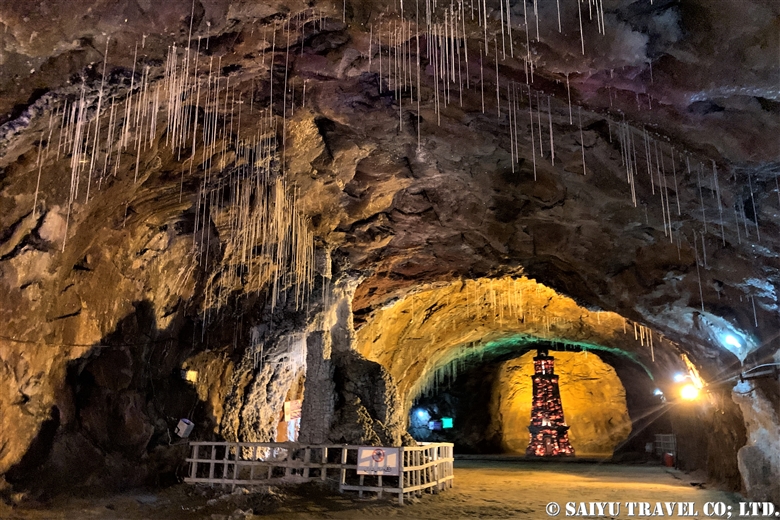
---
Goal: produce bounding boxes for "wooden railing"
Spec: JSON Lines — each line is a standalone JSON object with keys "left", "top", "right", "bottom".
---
{"left": 184, "top": 441, "right": 454, "bottom": 505}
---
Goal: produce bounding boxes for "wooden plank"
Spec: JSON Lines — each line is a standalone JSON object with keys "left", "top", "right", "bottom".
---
{"left": 321, "top": 447, "right": 328, "bottom": 481}
{"left": 339, "top": 447, "right": 348, "bottom": 493}
{"left": 189, "top": 444, "right": 198, "bottom": 480}
{"left": 303, "top": 447, "right": 311, "bottom": 479}
{"left": 340, "top": 484, "right": 402, "bottom": 493}
{"left": 249, "top": 446, "right": 257, "bottom": 483}
{"left": 208, "top": 445, "right": 216, "bottom": 486}
{"left": 222, "top": 444, "right": 231, "bottom": 487}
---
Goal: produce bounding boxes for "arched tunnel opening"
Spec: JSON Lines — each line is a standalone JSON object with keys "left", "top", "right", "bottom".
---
{"left": 406, "top": 341, "right": 670, "bottom": 460}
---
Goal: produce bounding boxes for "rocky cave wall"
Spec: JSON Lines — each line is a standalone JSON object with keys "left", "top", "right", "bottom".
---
{"left": 355, "top": 276, "right": 684, "bottom": 410}
{"left": 0, "top": 0, "right": 778, "bottom": 502}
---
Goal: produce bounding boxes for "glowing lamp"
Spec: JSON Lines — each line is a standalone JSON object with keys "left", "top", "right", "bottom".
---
{"left": 414, "top": 408, "right": 430, "bottom": 424}
{"left": 183, "top": 370, "right": 198, "bottom": 383}
{"left": 673, "top": 373, "right": 687, "bottom": 383}
{"left": 680, "top": 384, "right": 699, "bottom": 401}
{"left": 724, "top": 334, "right": 741, "bottom": 350}
{"left": 653, "top": 388, "right": 664, "bottom": 396}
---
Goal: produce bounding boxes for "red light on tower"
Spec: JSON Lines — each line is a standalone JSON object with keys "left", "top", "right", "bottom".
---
{"left": 526, "top": 349, "right": 575, "bottom": 457}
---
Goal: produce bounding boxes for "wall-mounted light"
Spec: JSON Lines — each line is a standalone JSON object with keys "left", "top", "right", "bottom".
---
{"left": 680, "top": 384, "right": 700, "bottom": 401}
{"left": 723, "top": 334, "right": 741, "bottom": 350}
{"left": 181, "top": 370, "right": 198, "bottom": 383}
{"left": 413, "top": 408, "right": 430, "bottom": 423}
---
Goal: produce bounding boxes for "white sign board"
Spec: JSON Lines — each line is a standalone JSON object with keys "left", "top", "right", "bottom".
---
{"left": 284, "top": 400, "right": 302, "bottom": 422}
{"left": 357, "top": 447, "right": 400, "bottom": 476}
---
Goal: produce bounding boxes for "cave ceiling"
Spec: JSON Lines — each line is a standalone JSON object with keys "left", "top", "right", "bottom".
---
{"left": 1, "top": 0, "right": 779, "bottom": 379}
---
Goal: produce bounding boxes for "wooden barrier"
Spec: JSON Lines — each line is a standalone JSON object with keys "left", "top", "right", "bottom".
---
{"left": 184, "top": 441, "right": 454, "bottom": 505}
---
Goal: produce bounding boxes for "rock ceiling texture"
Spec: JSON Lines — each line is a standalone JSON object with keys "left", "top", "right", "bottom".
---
{"left": 0, "top": 0, "right": 779, "bottom": 502}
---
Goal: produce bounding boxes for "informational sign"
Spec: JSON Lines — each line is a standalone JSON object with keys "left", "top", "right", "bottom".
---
{"left": 357, "top": 447, "right": 400, "bottom": 476}
{"left": 284, "top": 400, "right": 302, "bottom": 422}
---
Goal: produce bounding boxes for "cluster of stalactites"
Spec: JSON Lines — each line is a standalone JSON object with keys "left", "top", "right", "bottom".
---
{"left": 28, "top": 35, "right": 316, "bottom": 321}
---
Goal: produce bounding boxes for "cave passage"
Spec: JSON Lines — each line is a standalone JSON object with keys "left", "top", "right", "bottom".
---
{"left": 407, "top": 343, "right": 671, "bottom": 461}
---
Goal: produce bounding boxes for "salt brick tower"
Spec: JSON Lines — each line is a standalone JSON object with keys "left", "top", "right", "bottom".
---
{"left": 526, "top": 348, "right": 575, "bottom": 457}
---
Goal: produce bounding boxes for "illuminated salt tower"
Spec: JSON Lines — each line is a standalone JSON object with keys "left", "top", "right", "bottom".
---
{"left": 526, "top": 348, "right": 575, "bottom": 457}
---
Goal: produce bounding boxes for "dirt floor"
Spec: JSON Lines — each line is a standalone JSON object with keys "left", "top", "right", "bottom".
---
{"left": 1, "top": 459, "right": 744, "bottom": 519}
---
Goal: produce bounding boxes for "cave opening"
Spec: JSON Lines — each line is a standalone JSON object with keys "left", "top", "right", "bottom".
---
{"left": 406, "top": 339, "right": 670, "bottom": 460}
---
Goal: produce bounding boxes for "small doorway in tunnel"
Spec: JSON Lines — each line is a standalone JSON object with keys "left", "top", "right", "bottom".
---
{"left": 407, "top": 344, "right": 672, "bottom": 460}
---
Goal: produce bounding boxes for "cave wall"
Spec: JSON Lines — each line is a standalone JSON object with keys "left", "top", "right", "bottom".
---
{"left": 355, "top": 277, "right": 683, "bottom": 411}
{"left": 668, "top": 388, "right": 747, "bottom": 493}
{"left": 732, "top": 371, "right": 780, "bottom": 504}
{"left": 0, "top": 181, "right": 317, "bottom": 494}
{"left": 408, "top": 361, "right": 503, "bottom": 453}
{"left": 299, "top": 276, "right": 408, "bottom": 447}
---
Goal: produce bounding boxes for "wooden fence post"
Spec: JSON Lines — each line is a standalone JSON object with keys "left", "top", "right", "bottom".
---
{"left": 399, "top": 446, "right": 405, "bottom": 506}
{"left": 208, "top": 445, "right": 216, "bottom": 486}
{"left": 339, "top": 446, "right": 348, "bottom": 493}
{"left": 190, "top": 444, "right": 198, "bottom": 480}
{"left": 321, "top": 447, "right": 328, "bottom": 481}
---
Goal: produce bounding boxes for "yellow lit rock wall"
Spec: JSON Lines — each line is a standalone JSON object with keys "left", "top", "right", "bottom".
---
{"left": 355, "top": 276, "right": 675, "bottom": 412}
{"left": 491, "top": 351, "right": 632, "bottom": 458}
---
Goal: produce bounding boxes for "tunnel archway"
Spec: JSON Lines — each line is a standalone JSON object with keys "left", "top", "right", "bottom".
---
{"left": 355, "top": 276, "right": 688, "bottom": 411}
{"left": 403, "top": 342, "right": 672, "bottom": 459}
{"left": 353, "top": 276, "right": 727, "bottom": 460}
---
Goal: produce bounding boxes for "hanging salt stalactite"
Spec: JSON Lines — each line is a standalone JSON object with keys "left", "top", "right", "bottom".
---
{"left": 566, "top": 74, "right": 572, "bottom": 124}
{"left": 195, "top": 113, "right": 316, "bottom": 317}
{"left": 32, "top": 139, "right": 44, "bottom": 221}
{"left": 508, "top": 84, "right": 515, "bottom": 172}
{"left": 751, "top": 295, "right": 758, "bottom": 327}
{"left": 712, "top": 160, "right": 725, "bottom": 245}
{"left": 691, "top": 158, "right": 705, "bottom": 234}
{"left": 747, "top": 171, "right": 761, "bottom": 242}
{"left": 536, "top": 91, "right": 543, "bottom": 156}
{"left": 578, "top": 106, "right": 586, "bottom": 175}
{"left": 529, "top": 86, "right": 537, "bottom": 180}
{"left": 419, "top": 342, "right": 477, "bottom": 397}
{"left": 693, "top": 231, "right": 706, "bottom": 313}
{"left": 577, "top": 0, "right": 585, "bottom": 54}
{"left": 495, "top": 36, "right": 500, "bottom": 117}
{"left": 547, "top": 95, "right": 555, "bottom": 166}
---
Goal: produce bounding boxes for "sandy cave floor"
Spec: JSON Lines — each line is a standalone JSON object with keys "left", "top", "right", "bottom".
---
{"left": 1, "top": 460, "right": 744, "bottom": 520}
